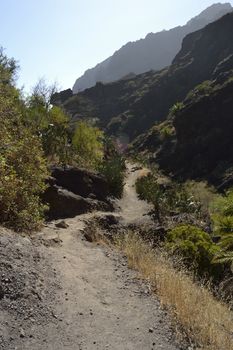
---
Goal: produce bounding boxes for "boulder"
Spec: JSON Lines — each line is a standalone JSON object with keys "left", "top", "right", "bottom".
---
{"left": 43, "top": 185, "right": 112, "bottom": 220}
{"left": 50, "top": 166, "right": 109, "bottom": 201}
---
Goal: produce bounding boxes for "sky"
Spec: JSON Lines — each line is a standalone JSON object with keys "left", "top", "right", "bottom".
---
{"left": 0, "top": 0, "right": 232, "bottom": 93}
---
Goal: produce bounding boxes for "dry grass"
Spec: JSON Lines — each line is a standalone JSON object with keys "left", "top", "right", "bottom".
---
{"left": 115, "top": 232, "right": 233, "bottom": 350}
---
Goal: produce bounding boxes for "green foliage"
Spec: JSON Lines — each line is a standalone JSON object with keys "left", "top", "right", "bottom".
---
{"left": 136, "top": 174, "right": 201, "bottom": 223}
{"left": 166, "top": 225, "right": 221, "bottom": 277}
{"left": 0, "top": 51, "right": 48, "bottom": 231}
{"left": 210, "top": 189, "right": 233, "bottom": 267}
{"left": 189, "top": 80, "right": 213, "bottom": 99}
{"left": 72, "top": 121, "right": 104, "bottom": 169}
{"left": 169, "top": 102, "right": 184, "bottom": 116}
{"left": 98, "top": 153, "right": 125, "bottom": 198}
{"left": 96, "top": 137, "right": 125, "bottom": 198}
{"left": 26, "top": 79, "right": 71, "bottom": 164}
{"left": 0, "top": 48, "right": 18, "bottom": 85}
{"left": 184, "top": 181, "right": 217, "bottom": 213}
{"left": 136, "top": 174, "right": 164, "bottom": 222}
{"left": 157, "top": 122, "right": 174, "bottom": 140}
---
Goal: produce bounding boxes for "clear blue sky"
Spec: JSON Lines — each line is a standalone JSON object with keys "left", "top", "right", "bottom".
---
{"left": 0, "top": 0, "right": 232, "bottom": 92}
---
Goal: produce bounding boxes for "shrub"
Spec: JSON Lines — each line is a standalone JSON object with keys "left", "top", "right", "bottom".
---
{"left": 169, "top": 102, "right": 184, "bottom": 116}
{"left": 136, "top": 174, "right": 164, "bottom": 222}
{"left": 186, "top": 80, "right": 213, "bottom": 101}
{"left": 136, "top": 175, "right": 201, "bottom": 222}
{"left": 166, "top": 225, "right": 221, "bottom": 277}
{"left": 72, "top": 121, "right": 104, "bottom": 169}
{"left": 211, "top": 189, "right": 233, "bottom": 268}
{"left": 98, "top": 154, "right": 125, "bottom": 198}
{"left": 0, "top": 50, "right": 48, "bottom": 231}
{"left": 26, "top": 80, "right": 71, "bottom": 165}
{"left": 184, "top": 181, "right": 217, "bottom": 212}
{"left": 157, "top": 122, "right": 174, "bottom": 141}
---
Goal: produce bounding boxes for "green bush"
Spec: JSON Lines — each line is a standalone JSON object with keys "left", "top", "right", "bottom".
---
{"left": 72, "top": 121, "right": 104, "bottom": 169}
{"left": 211, "top": 189, "right": 233, "bottom": 267}
{"left": 26, "top": 80, "right": 71, "bottom": 165}
{"left": 0, "top": 50, "right": 48, "bottom": 231}
{"left": 186, "top": 80, "right": 213, "bottom": 100}
{"left": 98, "top": 154, "right": 125, "bottom": 198}
{"left": 166, "top": 225, "right": 221, "bottom": 277}
{"left": 136, "top": 174, "right": 164, "bottom": 222}
{"left": 136, "top": 174, "right": 201, "bottom": 223}
{"left": 169, "top": 102, "right": 184, "bottom": 116}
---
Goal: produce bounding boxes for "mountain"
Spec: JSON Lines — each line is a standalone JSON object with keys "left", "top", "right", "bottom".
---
{"left": 132, "top": 58, "right": 233, "bottom": 187}
{"left": 52, "top": 12, "right": 233, "bottom": 142}
{"left": 72, "top": 3, "right": 232, "bottom": 93}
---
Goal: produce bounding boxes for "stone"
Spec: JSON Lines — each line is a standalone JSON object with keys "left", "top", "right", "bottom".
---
{"left": 20, "top": 329, "right": 25, "bottom": 338}
{"left": 55, "top": 221, "right": 69, "bottom": 229}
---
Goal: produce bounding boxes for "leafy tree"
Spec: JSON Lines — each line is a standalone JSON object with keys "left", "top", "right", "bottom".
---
{"left": 98, "top": 153, "right": 125, "bottom": 198}
{"left": 72, "top": 121, "right": 104, "bottom": 168}
{"left": 136, "top": 174, "right": 201, "bottom": 223}
{"left": 0, "top": 51, "right": 48, "bottom": 231}
{"left": 26, "top": 79, "right": 71, "bottom": 164}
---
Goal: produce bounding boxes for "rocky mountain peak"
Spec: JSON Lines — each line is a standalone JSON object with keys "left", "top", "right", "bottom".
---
{"left": 187, "top": 2, "right": 232, "bottom": 25}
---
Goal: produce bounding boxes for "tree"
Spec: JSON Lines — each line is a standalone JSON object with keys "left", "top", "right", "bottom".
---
{"left": 0, "top": 52, "right": 48, "bottom": 231}
{"left": 26, "top": 79, "right": 71, "bottom": 164}
{"left": 72, "top": 121, "right": 104, "bottom": 168}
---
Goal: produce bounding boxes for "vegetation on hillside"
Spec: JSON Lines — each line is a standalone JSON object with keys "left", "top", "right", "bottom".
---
{"left": 0, "top": 50, "right": 48, "bottom": 231}
{"left": 136, "top": 172, "right": 233, "bottom": 292}
{"left": 0, "top": 50, "right": 125, "bottom": 232}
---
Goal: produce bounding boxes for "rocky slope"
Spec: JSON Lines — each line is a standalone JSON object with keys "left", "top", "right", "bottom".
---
{"left": 72, "top": 3, "right": 232, "bottom": 92}
{"left": 53, "top": 12, "right": 233, "bottom": 141}
{"left": 133, "top": 58, "right": 233, "bottom": 187}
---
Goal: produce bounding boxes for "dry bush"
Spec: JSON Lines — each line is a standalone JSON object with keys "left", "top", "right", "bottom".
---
{"left": 115, "top": 232, "right": 233, "bottom": 350}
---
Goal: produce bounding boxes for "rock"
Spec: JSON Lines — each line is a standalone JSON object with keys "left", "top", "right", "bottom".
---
{"left": 50, "top": 166, "right": 109, "bottom": 201}
{"left": 84, "top": 232, "right": 94, "bottom": 243}
{"left": 19, "top": 329, "right": 25, "bottom": 338}
{"left": 149, "top": 327, "right": 154, "bottom": 333}
{"left": 55, "top": 221, "right": 69, "bottom": 229}
{"left": 88, "top": 193, "right": 97, "bottom": 199}
{"left": 43, "top": 166, "right": 114, "bottom": 220}
{"left": 0, "top": 285, "right": 5, "bottom": 299}
{"left": 51, "top": 88, "right": 73, "bottom": 105}
{"left": 132, "top": 166, "right": 142, "bottom": 172}
{"left": 98, "top": 214, "right": 120, "bottom": 229}
{"left": 43, "top": 185, "right": 112, "bottom": 220}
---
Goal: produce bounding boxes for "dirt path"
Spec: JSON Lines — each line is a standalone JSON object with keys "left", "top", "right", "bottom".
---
{"left": 1, "top": 164, "right": 180, "bottom": 350}
{"left": 116, "top": 163, "right": 153, "bottom": 225}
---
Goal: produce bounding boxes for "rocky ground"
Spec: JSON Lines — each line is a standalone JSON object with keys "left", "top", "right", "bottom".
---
{"left": 0, "top": 164, "right": 184, "bottom": 350}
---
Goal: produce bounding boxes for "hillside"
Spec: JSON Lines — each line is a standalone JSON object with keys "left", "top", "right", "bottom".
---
{"left": 53, "top": 12, "right": 233, "bottom": 141}
{"left": 72, "top": 3, "right": 232, "bottom": 92}
{"left": 133, "top": 64, "right": 233, "bottom": 187}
